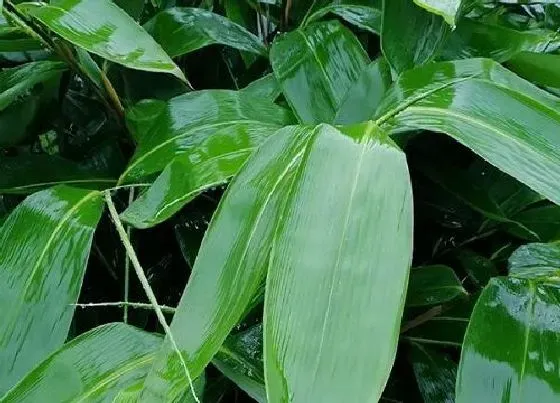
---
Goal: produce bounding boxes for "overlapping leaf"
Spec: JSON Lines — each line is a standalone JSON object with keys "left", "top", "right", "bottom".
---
{"left": 0, "top": 186, "right": 103, "bottom": 394}
{"left": 304, "top": 0, "right": 382, "bottom": 34}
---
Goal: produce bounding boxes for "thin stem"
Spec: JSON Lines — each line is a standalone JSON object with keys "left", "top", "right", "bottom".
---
{"left": 73, "top": 302, "right": 176, "bottom": 314}
{"left": 105, "top": 191, "right": 200, "bottom": 403}
{"left": 400, "top": 305, "right": 444, "bottom": 334}
{"left": 101, "top": 70, "right": 125, "bottom": 118}
{"left": 123, "top": 188, "right": 134, "bottom": 323}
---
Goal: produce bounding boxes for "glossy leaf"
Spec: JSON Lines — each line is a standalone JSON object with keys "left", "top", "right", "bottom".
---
{"left": 381, "top": 0, "right": 448, "bottom": 73}
{"left": 0, "top": 154, "right": 116, "bottom": 194}
{"left": 413, "top": 0, "right": 462, "bottom": 27}
{"left": 409, "top": 343, "right": 457, "bottom": 403}
{"left": 144, "top": 7, "right": 267, "bottom": 57}
{"left": 0, "top": 323, "right": 162, "bottom": 403}
{"left": 457, "top": 277, "right": 560, "bottom": 402}
{"left": 120, "top": 90, "right": 294, "bottom": 183}
{"left": 406, "top": 265, "right": 466, "bottom": 307}
{"left": 213, "top": 324, "right": 266, "bottom": 403}
{"left": 0, "top": 186, "right": 104, "bottom": 395}
{"left": 508, "top": 242, "right": 560, "bottom": 280}
{"left": 270, "top": 20, "right": 369, "bottom": 124}
{"left": 20, "top": 0, "right": 185, "bottom": 81}
{"left": 304, "top": 0, "right": 382, "bottom": 34}
{"left": 264, "top": 123, "right": 414, "bottom": 402}
{"left": 508, "top": 52, "right": 560, "bottom": 89}
{"left": 0, "top": 60, "right": 65, "bottom": 112}
{"left": 138, "top": 126, "right": 311, "bottom": 401}
{"left": 242, "top": 74, "right": 282, "bottom": 101}
{"left": 334, "top": 57, "right": 392, "bottom": 125}
{"left": 376, "top": 58, "right": 560, "bottom": 207}
{"left": 441, "top": 19, "right": 560, "bottom": 62}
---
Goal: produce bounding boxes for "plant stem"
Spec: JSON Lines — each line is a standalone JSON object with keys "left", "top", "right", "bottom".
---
{"left": 73, "top": 301, "right": 176, "bottom": 314}
{"left": 105, "top": 191, "right": 200, "bottom": 403}
{"left": 123, "top": 188, "right": 134, "bottom": 323}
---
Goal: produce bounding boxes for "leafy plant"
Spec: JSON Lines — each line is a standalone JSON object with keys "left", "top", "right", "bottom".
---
{"left": 1, "top": 0, "right": 560, "bottom": 402}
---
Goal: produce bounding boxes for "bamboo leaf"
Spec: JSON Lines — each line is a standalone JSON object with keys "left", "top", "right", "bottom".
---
{"left": 0, "top": 186, "right": 104, "bottom": 395}
{"left": 456, "top": 277, "right": 560, "bottom": 402}
{"left": 413, "top": 0, "right": 462, "bottom": 27}
{"left": 144, "top": 7, "right": 267, "bottom": 58}
{"left": 376, "top": 58, "right": 560, "bottom": 207}
{"left": 19, "top": 0, "right": 185, "bottom": 81}
{"left": 264, "top": 123, "right": 413, "bottom": 402}
{"left": 304, "top": 0, "right": 382, "bottom": 34}
{"left": 0, "top": 324, "right": 162, "bottom": 403}
{"left": 270, "top": 20, "right": 370, "bottom": 124}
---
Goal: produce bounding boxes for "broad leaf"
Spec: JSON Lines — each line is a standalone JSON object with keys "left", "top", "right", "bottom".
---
{"left": 0, "top": 323, "right": 162, "bottom": 403}
{"left": 406, "top": 265, "right": 466, "bottom": 307}
{"left": 441, "top": 19, "right": 560, "bottom": 62}
{"left": 409, "top": 343, "right": 457, "bottom": 403}
{"left": 508, "top": 52, "right": 560, "bottom": 89}
{"left": 304, "top": 0, "right": 382, "bottom": 34}
{"left": 0, "top": 154, "right": 116, "bottom": 194}
{"left": 120, "top": 90, "right": 293, "bottom": 183}
{"left": 138, "top": 126, "right": 311, "bottom": 401}
{"left": 413, "top": 0, "right": 462, "bottom": 27}
{"left": 376, "top": 58, "right": 560, "bottom": 207}
{"left": 19, "top": 0, "right": 185, "bottom": 81}
{"left": 506, "top": 204, "right": 560, "bottom": 242}
{"left": 456, "top": 277, "right": 560, "bottom": 402}
{"left": 270, "top": 20, "right": 369, "bottom": 124}
{"left": 381, "top": 0, "right": 448, "bottom": 73}
{"left": 264, "top": 123, "right": 413, "bottom": 402}
{"left": 242, "top": 74, "right": 281, "bottom": 101}
{"left": 144, "top": 7, "right": 267, "bottom": 57}
{"left": 213, "top": 324, "right": 266, "bottom": 403}
{"left": 0, "top": 186, "right": 103, "bottom": 394}
{"left": 508, "top": 242, "right": 560, "bottom": 279}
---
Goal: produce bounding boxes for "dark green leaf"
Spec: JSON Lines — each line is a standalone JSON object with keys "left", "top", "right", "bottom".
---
{"left": 407, "top": 265, "right": 467, "bottom": 307}
{"left": 0, "top": 154, "right": 116, "bottom": 194}
{"left": 409, "top": 343, "right": 457, "bottom": 403}
{"left": 120, "top": 90, "right": 294, "bottom": 183}
{"left": 381, "top": 0, "right": 448, "bottom": 73}
{"left": 241, "top": 73, "right": 281, "bottom": 101}
{"left": 20, "top": 0, "right": 185, "bottom": 81}
{"left": 0, "top": 186, "right": 104, "bottom": 395}
{"left": 144, "top": 7, "right": 267, "bottom": 58}
{"left": 264, "top": 123, "right": 413, "bottom": 402}
{"left": 304, "top": 0, "right": 382, "bottom": 34}
{"left": 456, "top": 249, "right": 498, "bottom": 287}
{"left": 376, "top": 58, "right": 560, "bottom": 207}
{"left": 506, "top": 204, "right": 560, "bottom": 242}
{"left": 270, "top": 20, "right": 369, "bottom": 124}
{"left": 508, "top": 241, "right": 560, "bottom": 280}
{"left": 114, "top": 0, "right": 145, "bottom": 20}
{"left": 508, "top": 52, "right": 560, "bottom": 89}
{"left": 413, "top": 0, "right": 462, "bottom": 27}
{"left": 0, "top": 323, "right": 162, "bottom": 403}
{"left": 457, "top": 277, "right": 560, "bottom": 402}
{"left": 213, "top": 324, "right": 266, "bottom": 403}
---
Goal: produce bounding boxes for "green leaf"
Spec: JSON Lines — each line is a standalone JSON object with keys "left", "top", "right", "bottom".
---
{"left": 264, "top": 123, "right": 413, "bottom": 402}
{"left": 381, "top": 0, "right": 448, "bottom": 73}
{"left": 409, "top": 343, "right": 457, "bottom": 403}
{"left": 456, "top": 249, "right": 498, "bottom": 288}
{"left": 508, "top": 242, "right": 560, "bottom": 280}
{"left": 270, "top": 20, "right": 370, "bottom": 124}
{"left": 0, "top": 186, "right": 104, "bottom": 395}
{"left": 139, "top": 126, "right": 310, "bottom": 402}
{"left": 441, "top": 19, "right": 560, "bottom": 62}
{"left": 508, "top": 52, "right": 560, "bottom": 89}
{"left": 413, "top": 0, "right": 462, "bottom": 27}
{"left": 506, "top": 205, "right": 560, "bottom": 242}
{"left": 376, "top": 58, "right": 560, "bottom": 207}
{"left": 213, "top": 324, "right": 266, "bottom": 403}
{"left": 0, "top": 323, "right": 162, "bottom": 403}
{"left": 334, "top": 57, "right": 392, "bottom": 125}
{"left": 114, "top": 0, "right": 145, "bottom": 20}
{"left": 0, "top": 154, "right": 116, "bottom": 194}
{"left": 406, "top": 265, "right": 467, "bottom": 307}
{"left": 19, "top": 0, "right": 185, "bottom": 81}
{"left": 241, "top": 73, "right": 281, "bottom": 101}
{"left": 120, "top": 90, "right": 294, "bottom": 183}
{"left": 304, "top": 0, "right": 382, "bottom": 34}
{"left": 456, "top": 277, "right": 560, "bottom": 402}
{"left": 144, "top": 7, "right": 267, "bottom": 58}
{"left": 0, "top": 60, "right": 65, "bottom": 112}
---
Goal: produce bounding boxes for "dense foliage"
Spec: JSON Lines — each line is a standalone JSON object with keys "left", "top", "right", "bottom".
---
{"left": 1, "top": 0, "right": 560, "bottom": 401}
